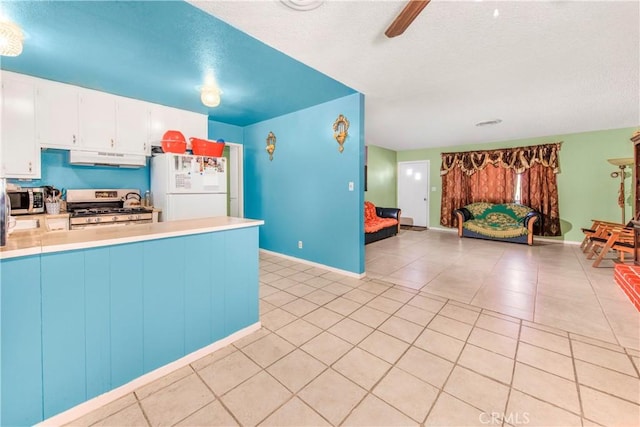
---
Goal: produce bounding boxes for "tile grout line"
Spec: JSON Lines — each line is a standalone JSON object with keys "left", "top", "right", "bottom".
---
{"left": 266, "top": 250, "right": 640, "bottom": 420}
{"left": 579, "top": 245, "right": 627, "bottom": 349}
{"left": 137, "top": 364, "right": 217, "bottom": 426}
{"left": 272, "top": 274, "right": 444, "bottom": 425}
{"left": 190, "top": 366, "right": 244, "bottom": 427}
{"left": 71, "top": 235, "right": 639, "bottom": 426}
{"left": 499, "top": 315, "right": 523, "bottom": 427}
{"left": 417, "top": 297, "right": 475, "bottom": 425}
{"left": 135, "top": 399, "right": 152, "bottom": 427}
{"left": 335, "top": 292, "right": 451, "bottom": 426}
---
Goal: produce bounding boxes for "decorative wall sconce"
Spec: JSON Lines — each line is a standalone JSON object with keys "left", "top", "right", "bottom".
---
{"left": 333, "top": 114, "right": 349, "bottom": 153}
{"left": 266, "top": 131, "right": 276, "bottom": 161}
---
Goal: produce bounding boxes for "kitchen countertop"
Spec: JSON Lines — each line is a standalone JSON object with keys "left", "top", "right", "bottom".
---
{"left": 1, "top": 216, "right": 264, "bottom": 260}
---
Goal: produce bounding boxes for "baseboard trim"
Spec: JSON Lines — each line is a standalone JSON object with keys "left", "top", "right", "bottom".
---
{"left": 535, "top": 237, "right": 581, "bottom": 245}
{"left": 426, "top": 226, "right": 457, "bottom": 233}
{"left": 37, "top": 322, "right": 262, "bottom": 427}
{"left": 427, "top": 227, "right": 581, "bottom": 245}
{"left": 260, "top": 248, "right": 365, "bottom": 279}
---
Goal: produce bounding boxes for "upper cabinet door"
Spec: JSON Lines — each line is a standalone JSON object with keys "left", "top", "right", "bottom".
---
{"left": 79, "top": 89, "right": 116, "bottom": 151}
{"left": 149, "top": 106, "right": 207, "bottom": 148}
{"left": 1, "top": 75, "right": 40, "bottom": 179}
{"left": 116, "top": 97, "right": 149, "bottom": 155}
{"left": 149, "top": 105, "right": 183, "bottom": 144}
{"left": 36, "top": 80, "right": 79, "bottom": 149}
{"left": 181, "top": 110, "right": 208, "bottom": 143}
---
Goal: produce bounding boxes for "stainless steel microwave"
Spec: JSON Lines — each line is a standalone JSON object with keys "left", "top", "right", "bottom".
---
{"left": 7, "top": 187, "right": 46, "bottom": 215}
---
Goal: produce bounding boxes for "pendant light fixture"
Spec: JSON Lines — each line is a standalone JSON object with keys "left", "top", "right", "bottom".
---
{"left": 200, "top": 73, "right": 222, "bottom": 108}
{"left": 0, "top": 18, "right": 24, "bottom": 57}
{"left": 200, "top": 85, "right": 221, "bottom": 108}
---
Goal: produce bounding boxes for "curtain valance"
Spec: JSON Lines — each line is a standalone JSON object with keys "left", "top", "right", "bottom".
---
{"left": 440, "top": 142, "right": 562, "bottom": 176}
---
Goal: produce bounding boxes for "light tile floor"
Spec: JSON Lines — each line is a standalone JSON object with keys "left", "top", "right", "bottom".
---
{"left": 68, "top": 230, "right": 640, "bottom": 426}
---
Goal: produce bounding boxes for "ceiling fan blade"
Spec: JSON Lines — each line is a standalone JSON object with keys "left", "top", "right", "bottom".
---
{"left": 385, "top": 0, "right": 430, "bottom": 38}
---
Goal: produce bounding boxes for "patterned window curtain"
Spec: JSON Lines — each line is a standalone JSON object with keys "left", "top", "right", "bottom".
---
{"left": 469, "top": 164, "right": 516, "bottom": 204}
{"left": 440, "top": 167, "right": 471, "bottom": 227}
{"left": 520, "top": 163, "right": 561, "bottom": 236}
{"left": 440, "top": 142, "right": 561, "bottom": 235}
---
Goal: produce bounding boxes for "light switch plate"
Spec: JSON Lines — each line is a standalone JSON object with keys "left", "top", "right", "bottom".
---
{"left": 348, "top": 182, "right": 354, "bottom": 191}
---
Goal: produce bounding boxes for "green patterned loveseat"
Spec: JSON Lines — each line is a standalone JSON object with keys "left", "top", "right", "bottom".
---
{"left": 453, "top": 203, "right": 541, "bottom": 246}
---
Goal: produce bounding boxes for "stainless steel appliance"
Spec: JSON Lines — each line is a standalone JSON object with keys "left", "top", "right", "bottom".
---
{"left": 66, "top": 189, "right": 153, "bottom": 230}
{"left": 7, "top": 187, "right": 46, "bottom": 215}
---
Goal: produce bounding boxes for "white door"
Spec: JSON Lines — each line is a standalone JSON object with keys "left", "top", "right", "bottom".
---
{"left": 397, "top": 161, "right": 430, "bottom": 227}
{"left": 165, "top": 193, "right": 227, "bottom": 221}
{"left": 227, "top": 143, "right": 244, "bottom": 217}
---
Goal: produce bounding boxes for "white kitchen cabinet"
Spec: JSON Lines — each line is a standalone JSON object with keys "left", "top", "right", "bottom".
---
{"left": 1, "top": 75, "right": 41, "bottom": 179}
{"left": 149, "top": 105, "right": 182, "bottom": 144}
{"left": 182, "top": 110, "right": 208, "bottom": 142}
{"left": 116, "top": 97, "right": 150, "bottom": 155}
{"left": 3, "top": 71, "right": 205, "bottom": 161}
{"left": 78, "top": 88, "right": 117, "bottom": 151}
{"left": 36, "top": 79, "right": 79, "bottom": 149}
{"left": 149, "top": 105, "right": 208, "bottom": 148}
{"left": 79, "top": 89, "right": 149, "bottom": 155}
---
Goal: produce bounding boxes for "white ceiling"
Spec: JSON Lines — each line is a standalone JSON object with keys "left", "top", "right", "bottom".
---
{"left": 191, "top": 0, "right": 640, "bottom": 151}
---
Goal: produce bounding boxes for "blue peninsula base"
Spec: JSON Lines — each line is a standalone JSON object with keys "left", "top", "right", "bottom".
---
{"left": 1, "top": 225, "right": 260, "bottom": 426}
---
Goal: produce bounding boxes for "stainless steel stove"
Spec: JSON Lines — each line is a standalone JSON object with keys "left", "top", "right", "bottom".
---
{"left": 67, "top": 189, "right": 154, "bottom": 230}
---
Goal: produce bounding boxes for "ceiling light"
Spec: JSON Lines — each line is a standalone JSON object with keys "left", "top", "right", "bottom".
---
{"left": 0, "top": 19, "right": 24, "bottom": 57}
{"left": 280, "top": 0, "right": 324, "bottom": 11}
{"left": 200, "top": 85, "right": 221, "bottom": 108}
{"left": 493, "top": 8, "right": 500, "bottom": 18}
{"left": 475, "top": 119, "right": 502, "bottom": 127}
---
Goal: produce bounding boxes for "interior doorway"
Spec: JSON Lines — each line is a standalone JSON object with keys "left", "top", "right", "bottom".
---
{"left": 397, "top": 160, "right": 430, "bottom": 227}
{"left": 226, "top": 142, "right": 244, "bottom": 217}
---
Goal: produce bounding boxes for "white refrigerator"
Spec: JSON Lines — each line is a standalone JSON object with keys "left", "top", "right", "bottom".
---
{"left": 151, "top": 153, "right": 227, "bottom": 221}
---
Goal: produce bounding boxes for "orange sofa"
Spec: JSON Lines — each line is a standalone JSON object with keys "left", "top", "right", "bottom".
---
{"left": 364, "top": 201, "right": 401, "bottom": 244}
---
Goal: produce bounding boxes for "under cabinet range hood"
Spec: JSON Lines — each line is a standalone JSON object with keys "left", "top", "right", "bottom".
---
{"left": 69, "top": 150, "right": 146, "bottom": 168}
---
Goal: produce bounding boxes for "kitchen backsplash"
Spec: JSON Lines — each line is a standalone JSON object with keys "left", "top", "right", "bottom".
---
{"left": 9, "top": 149, "right": 150, "bottom": 195}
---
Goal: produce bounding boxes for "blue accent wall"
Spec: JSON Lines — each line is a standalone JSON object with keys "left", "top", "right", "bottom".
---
{"left": 209, "top": 120, "right": 244, "bottom": 144}
{"left": 9, "top": 149, "right": 150, "bottom": 194}
{"left": 244, "top": 93, "right": 365, "bottom": 274}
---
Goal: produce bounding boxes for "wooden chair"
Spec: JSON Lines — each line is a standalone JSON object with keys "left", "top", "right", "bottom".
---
{"left": 581, "top": 219, "right": 634, "bottom": 254}
{"left": 586, "top": 226, "right": 635, "bottom": 267}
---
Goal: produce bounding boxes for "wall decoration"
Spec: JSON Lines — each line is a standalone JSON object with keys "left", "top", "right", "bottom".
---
{"left": 266, "top": 131, "right": 276, "bottom": 161}
{"left": 333, "top": 114, "right": 349, "bottom": 153}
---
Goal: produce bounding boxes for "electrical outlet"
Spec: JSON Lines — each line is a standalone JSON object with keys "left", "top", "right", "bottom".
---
{"left": 298, "top": 240, "right": 303, "bottom": 249}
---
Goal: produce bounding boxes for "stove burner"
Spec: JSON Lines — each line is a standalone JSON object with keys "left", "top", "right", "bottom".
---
{"left": 71, "top": 207, "right": 153, "bottom": 217}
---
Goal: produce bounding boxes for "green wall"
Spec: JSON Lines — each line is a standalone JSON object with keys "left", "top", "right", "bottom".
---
{"left": 366, "top": 145, "right": 397, "bottom": 207}
{"left": 397, "top": 126, "right": 639, "bottom": 242}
